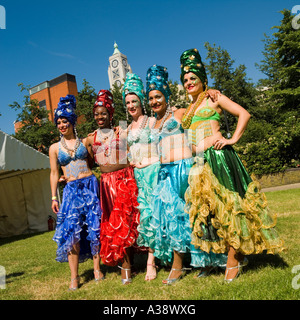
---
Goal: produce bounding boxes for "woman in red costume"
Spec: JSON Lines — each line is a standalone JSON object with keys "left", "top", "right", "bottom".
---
{"left": 86, "top": 90, "right": 142, "bottom": 284}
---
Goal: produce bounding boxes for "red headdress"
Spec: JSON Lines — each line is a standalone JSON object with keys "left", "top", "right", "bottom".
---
{"left": 93, "top": 90, "right": 114, "bottom": 121}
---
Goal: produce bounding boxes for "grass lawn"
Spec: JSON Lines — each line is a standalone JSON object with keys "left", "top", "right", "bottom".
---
{"left": 0, "top": 188, "right": 299, "bottom": 301}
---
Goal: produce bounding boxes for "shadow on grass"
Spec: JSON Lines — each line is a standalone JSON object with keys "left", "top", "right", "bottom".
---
{"left": 5, "top": 272, "right": 25, "bottom": 284}
{"left": 245, "top": 252, "right": 288, "bottom": 271}
{"left": 0, "top": 231, "right": 49, "bottom": 246}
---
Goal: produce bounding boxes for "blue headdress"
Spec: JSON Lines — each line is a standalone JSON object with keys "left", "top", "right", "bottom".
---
{"left": 146, "top": 65, "right": 172, "bottom": 102}
{"left": 122, "top": 73, "right": 145, "bottom": 106}
{"left": 54, "top": 95, "right": 77, "bottom": 126}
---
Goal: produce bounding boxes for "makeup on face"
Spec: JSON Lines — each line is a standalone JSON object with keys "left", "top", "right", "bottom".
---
{"left": 57, "top": 118, "right": 71, "bottom": 134}
{"left": 183, "top": 73, "right": 203, "bottom": 94}
{"left": 94, "top": 106, "right": 110, "bottom": 128}
{"left": 126, "top": 94, "right": 142, "bottom": 114}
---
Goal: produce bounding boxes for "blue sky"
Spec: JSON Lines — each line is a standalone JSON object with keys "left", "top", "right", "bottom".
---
{"left": 0, "top": 0, "right": 297, "bottom": 134}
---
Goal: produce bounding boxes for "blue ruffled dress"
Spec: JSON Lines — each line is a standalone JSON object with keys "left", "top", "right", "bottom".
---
{"left": 52, "top": 142, "right": 102, "bottom": 263}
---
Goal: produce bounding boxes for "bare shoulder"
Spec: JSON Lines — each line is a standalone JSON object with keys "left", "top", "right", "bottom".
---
{"left": 49, "top": 142, "right": 59, "bottom": 154}
{"left": 174, "top": 107, "right": 186, "bottom": 121}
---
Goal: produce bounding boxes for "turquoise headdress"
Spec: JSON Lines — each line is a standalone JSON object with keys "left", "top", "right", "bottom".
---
{"left": 122, "top": 73, "right": 145, "bottom": 105}
{"left": 146, "top": 65, "right": 172, "bottom": 102}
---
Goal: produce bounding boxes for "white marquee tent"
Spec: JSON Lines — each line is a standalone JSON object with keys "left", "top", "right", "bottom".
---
{"left": 0, "top": 130, "right": 53, "bottom": 238}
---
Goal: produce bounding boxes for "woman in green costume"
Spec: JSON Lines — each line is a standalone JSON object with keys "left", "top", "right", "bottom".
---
{"left": 180, "top": 48, "right": 285, "bottom": 282}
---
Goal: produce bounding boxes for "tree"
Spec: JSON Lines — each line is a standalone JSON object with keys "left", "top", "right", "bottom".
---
{"left": 75, "top": 79, "right": 98, "bottom": 138}
{"left": 9, "top": 83, "right": 58, "bottom": 154}
{"left": 168, "top": 80, "right": 188, "bottom": 109}
{"left": 257, "top": 9, "right": 300, "bottom": 113}
{"left": 204, "top": 42, "right": 259, "bottom": 137}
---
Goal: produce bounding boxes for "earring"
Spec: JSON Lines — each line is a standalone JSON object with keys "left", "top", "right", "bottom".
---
{"left": 142, "top": 102, "right": 147, "bottom": 115}
{"left": 74, "top": 125, "right": 78, "bottom": 138}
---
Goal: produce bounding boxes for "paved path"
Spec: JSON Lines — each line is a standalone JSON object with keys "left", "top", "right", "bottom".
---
{"left": 262, "top": 183, "right": 300, "bottom": 192}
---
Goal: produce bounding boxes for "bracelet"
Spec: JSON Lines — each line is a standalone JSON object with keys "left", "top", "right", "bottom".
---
{"left": 52, "top": 199, "right": 59, "bottom": 203}
{"left": 52, "top": 196, "right": 57, "bottom": 200}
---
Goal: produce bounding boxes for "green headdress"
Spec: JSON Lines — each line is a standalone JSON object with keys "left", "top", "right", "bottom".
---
{"left": 180, "top": 48, "right": 208, "bottom": 90}
{"left": 122, "top": 73, "right": 145, "bottom": 106}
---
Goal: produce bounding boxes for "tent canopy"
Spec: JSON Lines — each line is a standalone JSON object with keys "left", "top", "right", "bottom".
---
{"left": 0, "top": 130, "right": 52, "bottom": 238}
{"left": 0, "top": 130, "right": 50, "bottom": 173}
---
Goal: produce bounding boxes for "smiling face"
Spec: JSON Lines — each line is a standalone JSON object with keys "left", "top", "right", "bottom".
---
{"left": 94, "top": 106, "right": 111, "bottom": 129}
{"left": 125, "top": 93, "right": 143, "bottom": 119}
{"left": 183, "top": 72, "right": 204, "bottom": 97}
{"left": 148, "top": 90, "right": 167, "bottom": 116}
{"left": 56, "top": 117, "right": 73, "bottom": 136}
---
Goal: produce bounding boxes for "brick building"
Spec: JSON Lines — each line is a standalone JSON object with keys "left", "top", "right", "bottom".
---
{"left": 14, "top": 73, "right": 78, "bottom": 132}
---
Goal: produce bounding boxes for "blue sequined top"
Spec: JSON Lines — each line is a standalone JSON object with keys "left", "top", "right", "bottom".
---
{"left": 158, "top": 113, "right": 184, "bottom": 140}
{"left": 57, "top": 141, "right": 88, "bottom": 166}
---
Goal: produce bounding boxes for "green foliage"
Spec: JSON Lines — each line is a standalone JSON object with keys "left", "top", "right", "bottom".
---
{"left": 75, "top": 79, "right": 98, "bottom": 138}
{"left": 110, "top": 82, "right": 127, "bottom": 126}
{"left": 168, "top": 80, "right": 188, "bottom": 109}
{"left": 9, "top": 83, "right": 59, "bottom": 154}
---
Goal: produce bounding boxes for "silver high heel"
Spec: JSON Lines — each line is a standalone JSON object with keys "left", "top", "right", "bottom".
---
{"left": 68, "top": 276, "right": 80, "bottom": 291}
{"left": 196, "top": 266, "right": 218, "bottom": 278}
{"left": 118, "top": 266, "right": 132, "bottom": 285}
{"left": 162, "top": 267, "right": 191, "bottom": 285}
{"left": 94, "top": 269, "right": 105, "bottom": 282}
{"left": 224, "top": 258, "right": 248, "bottom": 283}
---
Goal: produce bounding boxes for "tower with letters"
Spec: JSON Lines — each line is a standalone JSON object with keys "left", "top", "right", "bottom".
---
{"left": 108, "top": 42, "right": 132, "bottom": 88}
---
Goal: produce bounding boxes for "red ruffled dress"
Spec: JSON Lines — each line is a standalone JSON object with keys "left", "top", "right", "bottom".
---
{"left": 92, "top": 129, "right": 144, "bottom": 266}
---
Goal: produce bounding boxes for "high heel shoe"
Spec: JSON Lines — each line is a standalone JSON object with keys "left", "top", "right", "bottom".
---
{"left": 162, "top": 267, "right": 191, "bottom": 285}
{"left": 196, "top": 266, "right": 218, "bottom": 278}
{"left": 224, "top": 258, "right": 248, "bottom": 283}
{"left": 145, "top": 263, "right": 158, "bottom": 281}
{"left": 68, "top": 276, "right": 80, "bottom": 291}
{"left": 94, "top": 269, "right": 105, "bottom": 282}
{"left": 118, "top": 266, "right": 132, "bottom": 285}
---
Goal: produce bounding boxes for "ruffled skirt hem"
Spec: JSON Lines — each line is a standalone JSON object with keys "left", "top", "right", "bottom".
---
{"left": 185, "top": 147, "right": 285, "bottom": 256}
{"left": 52, "top": 175, "right": 101, "bottom": 263}
{"left": 100, "top": 166, "right": 146, "bottom": 266}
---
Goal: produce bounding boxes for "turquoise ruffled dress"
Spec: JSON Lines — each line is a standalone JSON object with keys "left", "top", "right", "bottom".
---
{"left": 150, "top": 113, "right": 227, "bottom": 267}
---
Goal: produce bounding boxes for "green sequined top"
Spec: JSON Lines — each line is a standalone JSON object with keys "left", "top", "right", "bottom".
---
{"left": 188, "top": 99, "right": 221, "bottom": 146}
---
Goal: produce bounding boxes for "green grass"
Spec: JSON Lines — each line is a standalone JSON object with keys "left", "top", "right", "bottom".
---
{"left": 0, "top": 188, "right": 299, "bottom": 300}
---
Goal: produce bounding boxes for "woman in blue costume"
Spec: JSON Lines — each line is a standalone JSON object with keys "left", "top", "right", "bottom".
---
{"left": 180, "top": 49, "right": 285, "bottom": 282}
{"left": 146, "top": 65, "right": 227, "bottom": 284}
{"left": 50, "top": 95, "right": 103, "bottom": 290}
{"left": 122, "top": 73, "right": 160, "bottom": 281}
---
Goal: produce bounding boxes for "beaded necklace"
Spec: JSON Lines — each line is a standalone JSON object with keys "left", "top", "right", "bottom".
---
{"left": 151, "top": 106, "right": 172, "bottom": 132}
{"left": 97, "top": 128, "right": 115, "bottom": 157}
{"left": 128, "top": 115, "right": 149, "bottom": 143}
{"left": 60, "top": 135, "right": 81, "bottom": 157}
{"left": 182, "top": 89, "right": 207, "bottom": 129}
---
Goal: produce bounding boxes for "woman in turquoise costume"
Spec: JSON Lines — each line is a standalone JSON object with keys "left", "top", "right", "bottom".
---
{"left": 146, "top": 65, "right": 227, "bottom": 284}
{"left": 50, "top": 95, "right": 103, "bottom": 290}
{"left": 180, "top": 48, "right": 285, "bottom": 282}
{"left": 122, "top": 72, "right": 160, "bottom": 281}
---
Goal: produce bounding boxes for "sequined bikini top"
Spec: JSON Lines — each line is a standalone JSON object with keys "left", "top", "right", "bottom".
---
{"left": 188, "top": 99, "right": 221, "bottom": 145}
{"left": 57, "top": 141, "right": 88, "bottom": 166}
{"left": 127, "top": 118, "right": 157, "bottom": 147}
{"left": 154, "top": 113, "right": 185, "bottom": 141}
{"left": 57, "top": 141, "right": 90, "bottom": 180}
{"left": 92, "top": 129, "right": 128, "bottom": 166}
